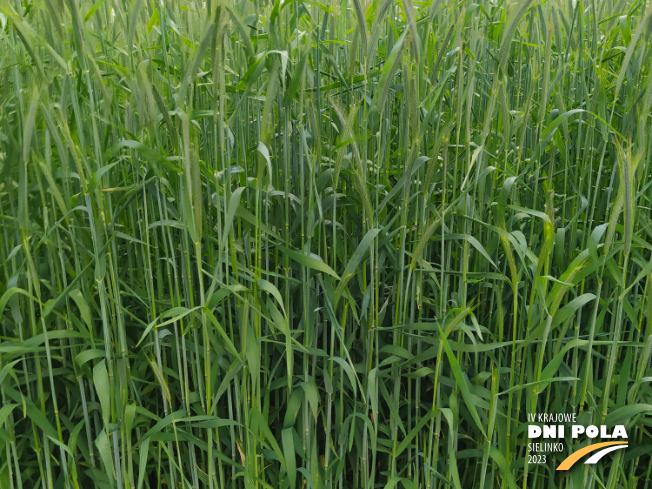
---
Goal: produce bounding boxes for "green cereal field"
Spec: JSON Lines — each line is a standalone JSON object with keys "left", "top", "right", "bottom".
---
{"left": 1, "top": 0, "right": 652, "bottom": 487}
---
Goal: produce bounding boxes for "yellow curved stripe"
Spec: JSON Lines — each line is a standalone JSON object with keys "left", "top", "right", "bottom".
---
{"left": 556, "top": 442, "right": 627, "bottom": 470}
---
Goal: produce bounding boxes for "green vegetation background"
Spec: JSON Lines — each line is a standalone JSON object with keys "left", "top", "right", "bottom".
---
{"left": 1, "top": 0, "right": 652, "bottom": 488}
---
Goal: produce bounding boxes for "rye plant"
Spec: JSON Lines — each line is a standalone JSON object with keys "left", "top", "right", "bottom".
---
{"left": 1, "top": 0, "right": 652, "bottom": 488}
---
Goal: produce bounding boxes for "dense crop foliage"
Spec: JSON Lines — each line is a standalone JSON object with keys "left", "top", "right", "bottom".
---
{"left": 2, "top": 0, "right": 652, "bottom": 487}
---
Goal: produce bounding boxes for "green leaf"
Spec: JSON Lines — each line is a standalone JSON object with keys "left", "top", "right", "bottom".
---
{"left": 551, "top": 293, "right": 596, "bottom": 330}
{"left": 251, "top": 407, "right": 286, "bottom": 466}
{"left": 96, "top": 430, "right": 116, "bottom": 487}
{"left": 0, "top": 360, "right": 20, "bottom": 386}
{"left": 221, "top": 187, "right": 246, "bottom": 253}
{"left": 245, "top": 323, "right": 260, "bottom": 386}
{"left": 297, "top": 380, "right": 319, "bottom": 420}
{"left": 0, "top": 287, "right": 39, "bottom": 320}
{"left": 137, "top": 306, "right": 201, "bottom": 348}
{"left": 372, "top": 30, "right": 408, "bottom": 112}
{"left": 284, "top": 50, "right": 307, "bottom": 105}
{"left": 84, "top": 0, "right": 106, "bottom": 22}
{"left": 394, "top": 410, "right": 435, "bottom": 458}
{"left": 226, "top": 7, "right": 254, "bottom": 57}
{"left": 146, "top": 8, "right": 159, "bottom": 34}
{"left": 283, "top": 389, "right": 304, "bottom": 429}
{"left": 499, "top": 376, "right": 580, "bottom": 396}
{"left": 205, "top": 308, "right": 240, "bottom": 359}
{"left": 279, "top": 246, "right": 340, "bottom": 279}
{"left": 140, "top": 409, "right": 187, "bottom": 441}
{"left": 605, "top": 404, "right": 652, "bottom": 426}
{"left": 137, "top": 438, "right": 150, "bottom": 489}
{"left": 93, "top": 360, "right": 111, "bottom": 427}
{"left": 88, "top": 162, "right": 118, "bottom": 194}
{"left": 75, "top": 349, "right": 105, "bottom": 367}
{"left": 110, "top": 140, "right": 181, "bottom": 172}
{"left": 282, "top": 428, "right": 297, "bottom": 488}
{"left": 447, "top": 234, "right": 498, "bottom": 270}
{"left": 257, "top": 278, "right": 285, "bottom": 315}
{"left": 48, "top": 435, "right": 73, "bottom": 455}
{"left": 329, "top": 356, "right": 358, "bottom": 397}
{"left": 335, "top": 228, "right": 381, "bottom": 304}
{"left": 69, "top": 289, "right": 92, "bottom": 329}
{"left": 257, "top": 141, "right": 272, "bottom": 177}
{"left": 0, "top": 403, "right": 17, "bottom": 427}
{"left": 439, "top": 326, "right": 487, "bottom": 440}
{"left": 589, "top": 223, "right": 609, "bottom": 260}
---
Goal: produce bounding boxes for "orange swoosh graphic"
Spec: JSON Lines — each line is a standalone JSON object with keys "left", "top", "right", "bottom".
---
{"left": 556, "top": 441, "right": 628, "bottom": 470}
